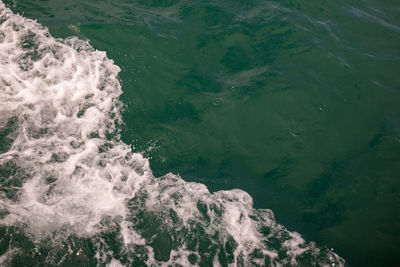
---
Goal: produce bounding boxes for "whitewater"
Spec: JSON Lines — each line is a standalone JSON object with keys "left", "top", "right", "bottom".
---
{"left": 0, "top": 2, "right": 344, "bottom": 266}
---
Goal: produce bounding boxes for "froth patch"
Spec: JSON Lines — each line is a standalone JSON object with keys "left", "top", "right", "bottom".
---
{"left": 0, "top": 1, "right": 345, "bottom": 266}
{"left": 0, "top": 0, "right": 139, "bottom": 236}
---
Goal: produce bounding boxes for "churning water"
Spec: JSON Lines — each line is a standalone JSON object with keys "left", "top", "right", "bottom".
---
{"left": 0, "top": 2, "right": 344, "bottom": 266}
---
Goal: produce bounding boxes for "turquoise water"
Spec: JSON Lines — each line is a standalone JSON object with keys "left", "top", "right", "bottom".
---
{"left": 0, "top": 0, "right": 399, "bottom": 266}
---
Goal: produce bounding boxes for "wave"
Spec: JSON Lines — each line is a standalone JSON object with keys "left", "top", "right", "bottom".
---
{"left": 0, "top": 2, "right": 344, "bottom": 266}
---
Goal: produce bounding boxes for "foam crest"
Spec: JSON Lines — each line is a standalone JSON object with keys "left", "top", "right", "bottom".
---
{"left": 0, "top": 0, "right": 145, "bottom": 236}
{"left": 0, "top": 2, "right": 344, "bottom": 266}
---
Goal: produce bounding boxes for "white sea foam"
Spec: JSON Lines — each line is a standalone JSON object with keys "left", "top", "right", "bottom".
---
{"left": 0, "top": 2, "right": 345, "bottom": 266}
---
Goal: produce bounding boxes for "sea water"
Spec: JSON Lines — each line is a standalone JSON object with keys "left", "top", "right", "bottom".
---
{"left": 0, "top": 0, "right": 399, "bottom": 266}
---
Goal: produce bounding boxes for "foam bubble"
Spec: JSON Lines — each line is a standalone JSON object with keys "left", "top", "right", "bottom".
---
{"left": 0, "top": 2, "right": 345, "bottom": 266}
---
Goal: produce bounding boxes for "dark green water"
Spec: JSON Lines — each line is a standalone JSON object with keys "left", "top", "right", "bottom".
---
{"left": 2, "top": 0, "right": 400, "bottom": 266}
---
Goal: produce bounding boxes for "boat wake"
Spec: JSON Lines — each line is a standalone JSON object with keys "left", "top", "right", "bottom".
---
{"left": 0, "top": 2, "right": 344, "bottom": 266}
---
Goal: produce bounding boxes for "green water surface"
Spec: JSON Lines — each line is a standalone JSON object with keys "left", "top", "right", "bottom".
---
{"left": 5, "top": 0, "right": 400, "bottom": 266}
